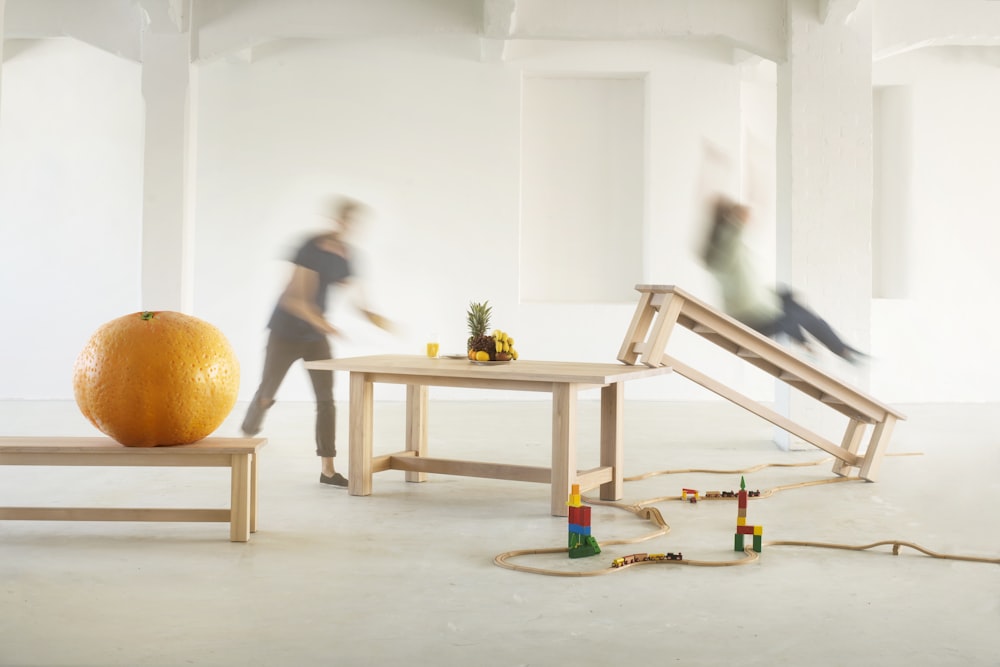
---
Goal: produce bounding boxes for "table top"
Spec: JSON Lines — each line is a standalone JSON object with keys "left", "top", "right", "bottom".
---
{"left": 304, "top": 354, "right": 671, "bottom": 385}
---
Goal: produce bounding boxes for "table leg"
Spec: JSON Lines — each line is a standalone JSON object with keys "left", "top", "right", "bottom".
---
{"left": 550, "top": 383, "right": 577, "bottom": 517}
{"left": 348, "top": 371, "right": 374, "bottom": 496}
{"left": 405, "top": 384, "right": 428, "bottom": 483}
{"left": 229, "top": 453, "right": 251, "bottom": 542}
{"left": 600, "top": 382, "right": 624, "bottom": 501}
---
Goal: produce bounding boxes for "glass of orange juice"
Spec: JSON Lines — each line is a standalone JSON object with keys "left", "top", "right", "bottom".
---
{"left": 426, "top": 333, "right": 440, "bottom": 358}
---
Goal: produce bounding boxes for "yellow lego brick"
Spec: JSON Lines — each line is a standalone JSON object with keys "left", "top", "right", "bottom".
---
{"left": 754, "top": 525, "right": 763, "bottom": 536}
{"left": 736, "top": 516, "right": 746, "bottom": 526}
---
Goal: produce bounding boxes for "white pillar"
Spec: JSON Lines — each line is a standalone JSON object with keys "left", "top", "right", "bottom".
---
{"left": 775, "top": 0, "right": 874, "bottom": 439}
{"left": 140, "top": 28, "right": 192, "bottom": 312}
{"left": 0, "top": 0, "right": 7, "bottom": 112}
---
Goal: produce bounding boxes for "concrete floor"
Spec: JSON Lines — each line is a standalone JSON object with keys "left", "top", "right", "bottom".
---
{"left": 1, "top": 399, "right": 998, "bottom": 667}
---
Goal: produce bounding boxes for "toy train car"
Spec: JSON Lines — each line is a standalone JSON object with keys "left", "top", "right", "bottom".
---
{"left": 683, "top": 489, "right": 760, "bottom": 501}
{"left": 714, "top": 489, "right": 761, "bottom": 498}
{"left": 611, "top": 552, "right": 683, "bottom": 568}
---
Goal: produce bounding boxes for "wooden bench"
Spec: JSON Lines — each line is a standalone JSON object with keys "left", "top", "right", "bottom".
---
{"left": 617, "top": 284, "right": 906, "bottom": 481}
{"left": 0, "top": 436, "right": 267, "bottom": 542}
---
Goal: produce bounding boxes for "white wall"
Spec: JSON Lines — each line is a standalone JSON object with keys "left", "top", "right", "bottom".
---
{"left": 871, "top": 49, "right": 1000, "bottom": 401}
{"left": 0, "top": 39, "right": 144, "bottom": 399}
{"left": 5, "top": 29, "right": 998, "bottom": 405}
{"left": 190, "top": 36, "right": 748, "bottom": 403}
{"left": 519, "top": 74, "right": 645, "bottom": 304}
{"left": 1, "top": 33, "right": 750, "bottom": 405}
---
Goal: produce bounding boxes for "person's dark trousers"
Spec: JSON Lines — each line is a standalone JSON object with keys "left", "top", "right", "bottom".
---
{"left": 774, "top": 290, "right": 852, "bottom": 358}
{"left": 241, "top": 331, "right": 337, "bottom": 457}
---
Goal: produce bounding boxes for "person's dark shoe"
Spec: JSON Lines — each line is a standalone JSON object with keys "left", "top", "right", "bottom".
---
{"left": 840, "top": 345, "right": 870, "bottom": 366}
{"left": 320, "top": 472, "right": 349, "bottom": 487}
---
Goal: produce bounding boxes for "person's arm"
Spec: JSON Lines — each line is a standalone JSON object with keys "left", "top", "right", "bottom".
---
{"left": 342, "top": 277, "right": 393, "bottom": 332}
{"left": 278, "top": 265, "right": 338, "bottom": 336}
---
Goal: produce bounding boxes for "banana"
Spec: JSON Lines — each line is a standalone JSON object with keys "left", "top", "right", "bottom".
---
{"left": 495, "top": 339, "right": 503, "bottom": 354}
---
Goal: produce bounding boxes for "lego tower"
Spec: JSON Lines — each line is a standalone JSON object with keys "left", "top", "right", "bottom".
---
{"left": 734, "top": 476, "right": 763, "bottom": 553}
{"left": 567, "top": 484, "right": 601, "bottom": 558}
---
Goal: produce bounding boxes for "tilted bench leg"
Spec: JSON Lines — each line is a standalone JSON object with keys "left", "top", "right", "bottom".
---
{"left": 641, "top": 294, "right": 684, "bottom": 367}
{"left": 618, "top": 290, "right": 656, "bottom": 365}
{"left": 858, "top": 416, "right": 898, "bottom": 482}
{"left": 832, "top": 418, "right": 866, "bottom": 477}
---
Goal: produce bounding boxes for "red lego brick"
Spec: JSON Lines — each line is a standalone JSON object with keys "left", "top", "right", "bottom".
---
{"left": 568, "top": 506, "right": 582, "bottom": 525}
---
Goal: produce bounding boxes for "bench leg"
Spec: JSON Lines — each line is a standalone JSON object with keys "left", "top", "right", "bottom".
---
{"left": 230, "top": 453, "right": 251, "bottom": 542}
{"left": 832, "top": 418, "right": 866, "bottom": 477}
{"left": 618, "top": 290, "right": 655, "bottom": 365}
{"left": 250, "top": 452, "right": 259, "bottom": 534}
{"left": 642, "top": 294, "right": 683, "bottom": 367}
{"left": 859, "top": 416, "right": 898, "bottom": 482}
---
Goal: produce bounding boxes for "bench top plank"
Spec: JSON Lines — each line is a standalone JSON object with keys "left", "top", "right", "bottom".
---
{"left": 0, "top": 436, "right": 266, "bottom": 455}
{"left": 633, "top": 284, "right": 906, "bottom": 420}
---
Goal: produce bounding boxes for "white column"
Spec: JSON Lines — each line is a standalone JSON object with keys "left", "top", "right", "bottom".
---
{"left": 140, "top": 28, "right": 192, "bottom": 312}
{"left": 0, "top": 0, "right": 6, "bottom": 111}
{"left": 775, "top": 0, "right": 874, "bottom": 437}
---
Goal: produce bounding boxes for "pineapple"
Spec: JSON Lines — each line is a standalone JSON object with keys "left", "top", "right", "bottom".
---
{"left": 466, "top": 301, "right": 494, "bottom": 359}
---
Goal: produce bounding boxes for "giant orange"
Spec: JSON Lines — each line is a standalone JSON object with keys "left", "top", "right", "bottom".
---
{"left": 73, "top": 311, "right": 240, "bottom": 447}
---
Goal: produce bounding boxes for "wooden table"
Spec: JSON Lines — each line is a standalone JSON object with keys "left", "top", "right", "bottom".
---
{"left": 304, "top": 355, "right": 671, "bottom": 516}
{"left": 0, "top": 436, "right": 267, "bottom": 542}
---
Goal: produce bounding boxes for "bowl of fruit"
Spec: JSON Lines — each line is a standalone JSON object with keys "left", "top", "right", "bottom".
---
{"left": 466, "top": 301, "right": 518, "bottom": 364}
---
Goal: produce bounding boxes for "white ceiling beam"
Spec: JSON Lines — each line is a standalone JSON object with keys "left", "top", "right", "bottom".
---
{"left": 3, "top": 0, "right": 143, "bottom": 61}
{"left": 191, "top": 0, "right": 787, "bottom": 63}
{"left": 493, "top": 0, "right": 787, "bottom": 62}
{"left": 874, "top": 0, "right": 1000, "bottom": 60}
{"left": 193, "top": 0, "right": 481, "bottom": 62}
{"left": 13, "top": 0, "right": 1000, "bottom": 67}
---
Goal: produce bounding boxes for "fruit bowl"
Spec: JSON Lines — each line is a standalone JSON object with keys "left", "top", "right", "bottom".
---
{"left": 465, "top": 300, "right": 519, "bottom": 364}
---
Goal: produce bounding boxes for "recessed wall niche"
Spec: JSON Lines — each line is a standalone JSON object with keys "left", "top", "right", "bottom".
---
{"left": 519, "top": 74, "right": 646, "bottom": 303}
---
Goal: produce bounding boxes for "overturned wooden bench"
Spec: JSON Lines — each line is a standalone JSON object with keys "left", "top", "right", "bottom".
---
{"left": 618, "top": 284, "right": 906, "bottom": 481}
{"left": 0, "top": 436, "right": 267, "bottom": 542}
